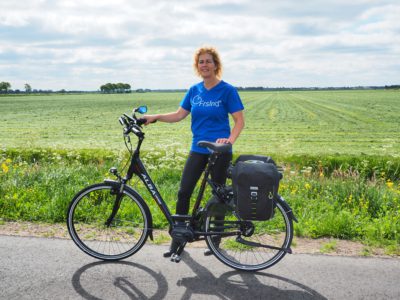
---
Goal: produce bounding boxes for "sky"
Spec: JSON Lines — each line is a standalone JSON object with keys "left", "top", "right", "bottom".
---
{"left": 0, "top": 0, "right": 399, "bottom": 91}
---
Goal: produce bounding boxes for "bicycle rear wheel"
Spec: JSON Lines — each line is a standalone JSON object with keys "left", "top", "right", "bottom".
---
{"left": 67, "top": 182, "right": 150, "bottom": 261}
{"left": 204, "top": 200, "right": 293, "bottom": 271}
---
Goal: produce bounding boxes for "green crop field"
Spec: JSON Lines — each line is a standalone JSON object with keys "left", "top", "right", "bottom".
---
{"left": 1, "top": 90, "right": 399, "bottom": 254}
{"left": 0, "top": 89, "right": 399, "bottom": 156}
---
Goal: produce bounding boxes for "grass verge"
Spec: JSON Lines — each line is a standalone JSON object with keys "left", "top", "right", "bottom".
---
{"left": 1, "top": 148, "right": 399, "bottom": 253}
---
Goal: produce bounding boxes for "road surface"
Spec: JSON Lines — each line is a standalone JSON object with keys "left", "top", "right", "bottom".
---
{"left": 1, "top": 235, "right": 399, "bottom": 299}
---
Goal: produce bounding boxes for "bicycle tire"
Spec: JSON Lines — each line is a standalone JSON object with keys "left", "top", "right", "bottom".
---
{"left": 67, "top": 182, "right": 151, "bottom": 261}
{"left": 204, "top": 199, "right": 293, "bottom": 271}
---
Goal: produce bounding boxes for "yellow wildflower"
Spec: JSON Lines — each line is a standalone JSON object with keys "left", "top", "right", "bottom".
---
{"left": 1, "top": 163, "right": 9, "bottom": 173}
{"left": 305, "top": 183, "right": 311, "bottom": 190}
{"left": 347, "top": 194, "right": 353, "bottom": 204}
{"left": 386, "top": 180, "right": 394, "bottom": 189}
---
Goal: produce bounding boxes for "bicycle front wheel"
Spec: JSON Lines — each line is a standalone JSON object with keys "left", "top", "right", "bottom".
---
{"left": 204, "top": 200, "right": 293, "bottom": 271}
{"left": 67, "top": 183, "right": 150, "bottom": 261}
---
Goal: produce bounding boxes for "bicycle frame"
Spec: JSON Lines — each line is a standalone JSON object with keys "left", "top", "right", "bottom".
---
{"left": 117, "top": 130, "right": 220, "bottom": 228}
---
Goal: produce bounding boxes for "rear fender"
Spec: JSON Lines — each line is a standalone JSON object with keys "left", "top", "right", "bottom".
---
{"left": 276, "top": 195, "right": 298, "bottom": 223}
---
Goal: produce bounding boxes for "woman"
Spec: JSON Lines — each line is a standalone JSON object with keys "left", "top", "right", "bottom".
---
{"left": 144, "top": 46, "right": 244, "bottom": 256}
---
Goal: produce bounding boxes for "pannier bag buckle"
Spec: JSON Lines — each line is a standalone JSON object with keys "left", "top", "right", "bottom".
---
{"left": 250, "top": 187, "right": 258, "bottom": 202}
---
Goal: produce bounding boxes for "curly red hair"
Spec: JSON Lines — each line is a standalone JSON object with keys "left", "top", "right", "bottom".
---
{"left": 193, "top": 46, "right": 223, "bottom": 78}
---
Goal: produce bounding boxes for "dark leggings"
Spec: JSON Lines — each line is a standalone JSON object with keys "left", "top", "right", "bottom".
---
{"left": 176, "top": 151, "right": 232, "bottom": 215}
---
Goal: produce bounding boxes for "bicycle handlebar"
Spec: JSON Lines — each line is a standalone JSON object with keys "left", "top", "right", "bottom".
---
{"left": 118, "top": 106, "right": 150, "bottom": 137}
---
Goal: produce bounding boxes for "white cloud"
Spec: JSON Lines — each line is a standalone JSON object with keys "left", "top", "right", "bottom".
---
{"left": 0, "top": 0, "right": 399, "bottom": 90}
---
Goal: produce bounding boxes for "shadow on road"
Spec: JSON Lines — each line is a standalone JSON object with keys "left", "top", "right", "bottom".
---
{"left": 71, "top": 254, "right": 326, "bottom": 299}
{"left": 179, "top": 252, "right": 327, "bottom": 300}
{"left": 71, "top": 261, "right": 168, "bottom": 299}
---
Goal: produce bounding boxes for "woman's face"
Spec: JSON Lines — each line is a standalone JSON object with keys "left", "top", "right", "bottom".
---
{"left": 197, "top": 53, "right": 217, "bottom": 79}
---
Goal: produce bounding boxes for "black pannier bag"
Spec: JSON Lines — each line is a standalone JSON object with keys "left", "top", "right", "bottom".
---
{"left": 231, "top": 155, "right": 282, "bottom": 221}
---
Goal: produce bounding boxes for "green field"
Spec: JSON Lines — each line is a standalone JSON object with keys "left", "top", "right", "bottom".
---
{"left": 0, "top": 90, "right": 399, "bottom": 156}
{"left": 1, "top": 90, "right": 399, "bottom": 254}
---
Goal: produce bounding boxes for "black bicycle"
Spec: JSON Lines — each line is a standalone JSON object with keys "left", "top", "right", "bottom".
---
{"left": 67, "top": 106, "right": 297, "bottom": 271}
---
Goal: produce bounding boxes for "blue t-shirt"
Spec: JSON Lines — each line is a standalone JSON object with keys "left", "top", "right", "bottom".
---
{"left": 180, "top": 80, "right": 244, "bottom": 154}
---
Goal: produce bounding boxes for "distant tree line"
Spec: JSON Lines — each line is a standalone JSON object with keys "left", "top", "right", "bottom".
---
{"left": 0, "top": 81, "right": 12, "bottom": 92}
{"left": 235, "top": 85, "right": 400, "bottom": 91}
{"left": 1, "top": 80, "right": 399, "bottom": 95}
{"left": 100, "top": 83, "right": 131, "bottom": 93}
{"left": 384, "top": 85, "right": 400, "bottom": 90}
{"left": 0, "top": 81, "right": 68, "bottom": 94}
{"left": 0, "top": 81, "right": 133, "bottom": 94}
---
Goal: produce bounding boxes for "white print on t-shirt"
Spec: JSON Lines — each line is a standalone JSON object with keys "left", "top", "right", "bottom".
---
{"left": 192, "top": 95, "right": 222, "bottom": 107}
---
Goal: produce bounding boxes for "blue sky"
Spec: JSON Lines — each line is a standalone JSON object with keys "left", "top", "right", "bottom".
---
{"left": 0, "top": 0, "right": 399, "bottom": 91}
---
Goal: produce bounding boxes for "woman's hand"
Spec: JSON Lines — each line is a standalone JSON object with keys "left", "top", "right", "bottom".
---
{"left": 216, "top": 138, "right": 233, "bottom": 144}
{"left": 143, "top": 114, "right": 159, "bottom": 125}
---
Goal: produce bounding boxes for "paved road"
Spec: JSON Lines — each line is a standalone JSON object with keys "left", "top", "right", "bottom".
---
{"left": 1, "top": 235, "right": 399, "bottom": 300}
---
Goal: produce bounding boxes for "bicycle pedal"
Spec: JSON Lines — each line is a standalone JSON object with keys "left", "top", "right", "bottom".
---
{"left": 170, "top": 253, "right": 182, "bottom": 263}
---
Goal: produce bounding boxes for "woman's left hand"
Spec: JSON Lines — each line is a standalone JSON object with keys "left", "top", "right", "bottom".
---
{"left": 216, "top": 138, "right": 233, "bottom": 144}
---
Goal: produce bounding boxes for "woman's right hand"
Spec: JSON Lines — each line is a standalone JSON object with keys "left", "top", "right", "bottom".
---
{"left": 143, "top": 114, "right": 159, "bottom": 125}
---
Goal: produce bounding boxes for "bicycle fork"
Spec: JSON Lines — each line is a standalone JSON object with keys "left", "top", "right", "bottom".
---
{"left": 105, "top": 183, "right": 125, "bottom": 227}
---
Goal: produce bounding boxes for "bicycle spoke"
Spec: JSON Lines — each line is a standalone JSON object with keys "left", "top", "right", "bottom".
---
{"left": 67, "top": 184, "right": 149, "bottom": 260}
{"left": 205, "top": 201, "right": 293, "bottom": 271}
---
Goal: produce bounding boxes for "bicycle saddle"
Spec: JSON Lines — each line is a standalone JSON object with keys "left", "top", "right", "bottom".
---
{"left": 197, "top": 141, "right": 232, "bottom": 153}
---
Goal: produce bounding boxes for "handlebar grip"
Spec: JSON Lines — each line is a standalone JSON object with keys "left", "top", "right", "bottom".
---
{"left": 137, "top": 118, "right": 157, "bottom": 125}
{"left": 137, "top": 118, "right": 147, "bottom": 126}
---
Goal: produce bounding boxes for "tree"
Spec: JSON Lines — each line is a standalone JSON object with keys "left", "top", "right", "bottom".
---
{"left": 100, "top": 83, "right": 115, "bottom": 93}
{"left": 116, "top": 82, "right": 124, "bottom": 93}
{"left": 123, "top": 83, "right": 131, "bottom": 92}
{"left": 100, "top": 82, "right": 131, "bottom": 93}
{"left": 0, "top": 81, "right": 11, "bottom": 93}
{"left": 100, "top": 84, "right": 107, "bottom": 93}
{"left": 24, "top": 83, "right": 32, "bottom": 93}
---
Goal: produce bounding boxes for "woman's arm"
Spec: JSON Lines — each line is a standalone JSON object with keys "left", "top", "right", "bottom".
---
{"left": 144, "top": 107, "right": 190, "bottom": 125}
{"left": 216, "top": 110, "right": 245, "bottom": 144}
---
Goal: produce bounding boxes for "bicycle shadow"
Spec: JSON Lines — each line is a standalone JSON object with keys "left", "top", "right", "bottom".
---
{"left": 71, "top": 254, "right": 327, "bottom": 299}
{"left": 179, "top": 252, "right": 327, "bottom": 300}
{"left": 71, "top": 261, "right": 168, "bottom": 300}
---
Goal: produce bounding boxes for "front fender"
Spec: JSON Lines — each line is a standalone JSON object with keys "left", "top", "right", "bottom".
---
{"left": 104, "top": 179, "right": 154, "bottom": 240}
